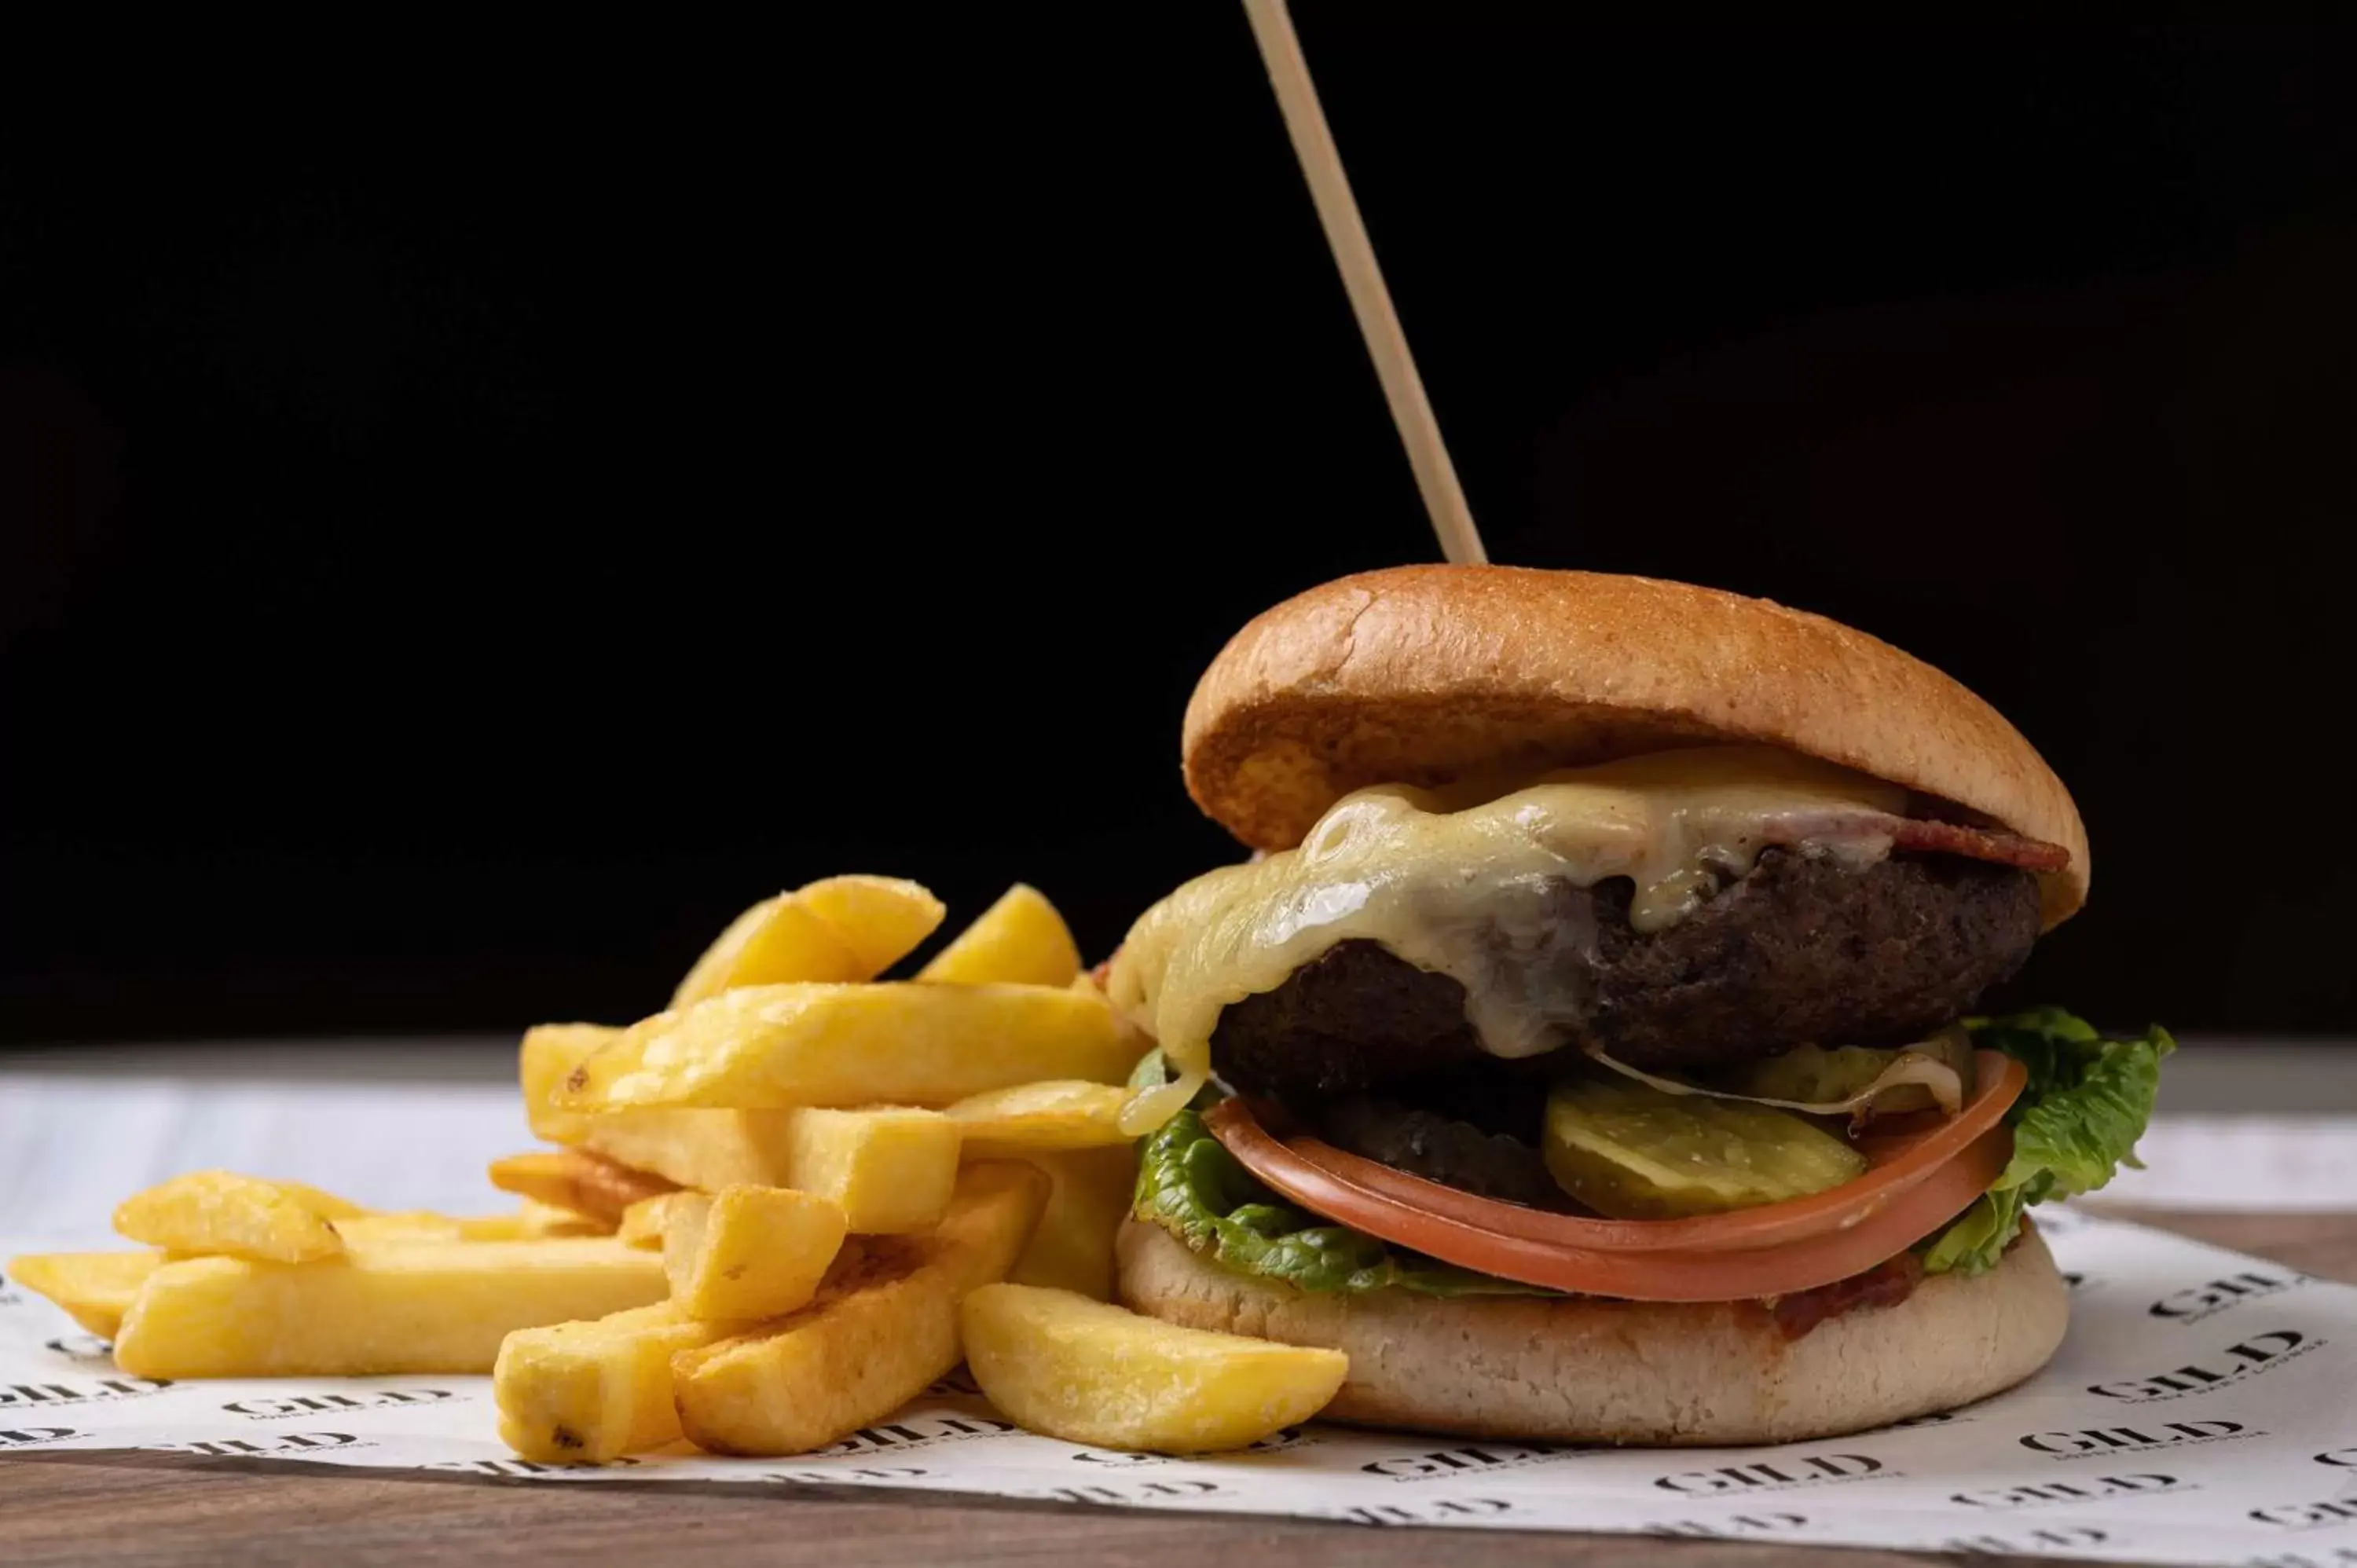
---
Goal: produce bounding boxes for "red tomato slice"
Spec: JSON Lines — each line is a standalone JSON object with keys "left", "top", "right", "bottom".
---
{"left": 1202, "top": 1052, "right": 2024, "bottom": 1302}
{"left": 1229, "top": 1050, "right": 2023, "bottom": 1257}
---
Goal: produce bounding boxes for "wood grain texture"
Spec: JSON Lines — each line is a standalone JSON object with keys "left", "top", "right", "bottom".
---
{"left": 2, "top": 1209, "right": 2349, "bottom": 1568}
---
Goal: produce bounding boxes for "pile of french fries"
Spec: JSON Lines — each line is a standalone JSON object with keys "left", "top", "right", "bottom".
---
{"left": 6, "top": 877, "right": 1348, "bottom": 1460}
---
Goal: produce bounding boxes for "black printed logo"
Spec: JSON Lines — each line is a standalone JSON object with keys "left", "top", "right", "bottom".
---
{"left": 223, "top": 1389, "right": 460, "bottom": 1420}
{"left": 2088, "top": 1330, "right": 2317, "bottom": 1403}
{"left": 1640, "top": 1511, "right": 1809, "bottom": 1540}
{"left": 1322, "top": 1498, "right": 1516, "bottom": 1527}
{"left": 2150, "top": 1270, "right": 2310, "bottom": 1324}
{"left": 2244, "top": 1550, "right": 2357, "bottom": 1568}
{"left": 423, "top": 1456, "right": 644, "bottom": 1478}
{"left": 2319, "top": 1449, "right": 2357, "bottom": 1468}
{"left": 1941, "top": 1526, "right": 2112, "bottom": 1555}
{"left": 925, "top": 1368, "right": 984, "bottom": 1398}
{"left": 1886, "top": 1405, "right": 1961, "bottom": 1433}
{"left": 1362, "top": 1442, "right": 1570, "bottom": 1481}
{"left": 1952, "top": 1472, "right": 2186, "bottom": 1510}
{"left": 1890, "top": 1409, "right": 1967, "bottom": 1431}
{"left": 1080, "top": 1426, "right": 1311, "bottom": 1466}
{"left": 2018, "top": 1420, "right": 2253, "bottom": 1458}
{"left": 2254, "top": 1499, "right": 2357, "bottom": 1533}
{"left": 0, "top": 1427, "right": 79, "bottom": 1449}
{"left": 1028, "top": 1479, "right": 1228, "bottom": 1508}
{"left": 42, "top": 1335, "right": 112, "bottom": 1364}
{"left": 812, "top": 1416, "right": 1015, "bottom": 1456}
{"left": 762, "top": 1466, "right": 931, "bottom": 1486}
{"left": 0, "top": 1377, "right": 169, "bottom": 1407}
{"left": 1244, "top": 1427, "right": 1311, "bottom": 1453}
{"left": 1653, "top": 1454, "right": 1885, "bottom": 1494}
{"left": 157, "top": 1433, "right": 367, "bottom": 1458}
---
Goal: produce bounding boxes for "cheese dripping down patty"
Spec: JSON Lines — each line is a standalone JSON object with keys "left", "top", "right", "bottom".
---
{"left": 1110, "top": 745, "right": 1912, "bottom": 1135}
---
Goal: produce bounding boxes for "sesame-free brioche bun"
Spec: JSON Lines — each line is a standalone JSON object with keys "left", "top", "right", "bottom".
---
{"left": 1116, "top": 1217, "right": 2068, "bottom": 1447}
{"left": 1182, "top": 566, "right": 2088, "bottom": 927}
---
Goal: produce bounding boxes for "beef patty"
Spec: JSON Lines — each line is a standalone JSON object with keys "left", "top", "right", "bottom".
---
{"left": 1210, "top": 848, "right": 2040, "bottom": 1120}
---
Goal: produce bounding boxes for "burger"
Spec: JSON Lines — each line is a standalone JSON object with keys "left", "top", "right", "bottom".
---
{"left": 1103, "top": 564, "right": 2173, "bottom": 1445}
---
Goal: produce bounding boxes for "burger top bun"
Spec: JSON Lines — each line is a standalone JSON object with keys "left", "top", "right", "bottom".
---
{"left": 1182, "top": 565, "right": 2088, "bottom": 928}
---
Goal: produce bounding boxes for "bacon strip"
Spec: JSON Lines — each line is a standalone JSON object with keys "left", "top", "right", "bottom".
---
{"left": 1889, "top": 818, "right": 2072, "bottom": 873}
{"left": 1769, "top": 1252, "right": 1922, "bottom": 1340}
{"left": 1760, "top": 808, "right": 2070, "bottom": 874}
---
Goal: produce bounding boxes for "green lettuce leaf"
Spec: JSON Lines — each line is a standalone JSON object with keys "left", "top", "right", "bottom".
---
{"left": 1132, "top": 1105, "right": 1551, "bottom": 1298}
{"left": 1922, "top": 1007, "right": 2176, "bottom": 1275}
{"left": 1131, "top": 1006, "right": 2172, "bottom": 1294}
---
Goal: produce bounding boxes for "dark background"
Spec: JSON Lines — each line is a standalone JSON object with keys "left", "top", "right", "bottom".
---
{"left": 4, "top": 9, "right": 2354, "bottom": 1046}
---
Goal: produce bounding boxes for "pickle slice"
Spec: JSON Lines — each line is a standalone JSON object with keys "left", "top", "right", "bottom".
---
{"left": 1542, "top": 1076, "right": 1868, "bottom": 1219}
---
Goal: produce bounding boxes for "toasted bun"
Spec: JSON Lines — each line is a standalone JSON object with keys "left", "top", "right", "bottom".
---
{"left": 1183, "top": 566, "right": 2088, "bottom": 926}
{"left": 1116, "top": 1218, "right": 2068, "bottom": 1446}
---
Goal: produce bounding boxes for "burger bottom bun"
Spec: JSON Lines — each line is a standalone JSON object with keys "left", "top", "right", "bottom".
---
{"left": 1114, "top": 1218, "right": 2068, "bottom": 1447}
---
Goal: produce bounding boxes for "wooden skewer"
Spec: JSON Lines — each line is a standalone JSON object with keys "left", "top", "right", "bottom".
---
{"left": 1240, "top": 0, "right": 1489, "bottom": 567}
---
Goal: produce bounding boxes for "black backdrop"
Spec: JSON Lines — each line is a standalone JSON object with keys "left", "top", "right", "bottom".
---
{"left": 4, "top": 9, "right": 2354, "bottom": 1046}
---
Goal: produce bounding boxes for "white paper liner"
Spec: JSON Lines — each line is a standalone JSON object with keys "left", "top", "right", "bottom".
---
{"left": 6, "top": 1204, "right": 2357, "bottom": 1564}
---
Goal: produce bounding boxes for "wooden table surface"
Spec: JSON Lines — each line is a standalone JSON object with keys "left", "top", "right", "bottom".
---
{"left": 2, "top": 1206, "right": 2349, "bottom": 1568}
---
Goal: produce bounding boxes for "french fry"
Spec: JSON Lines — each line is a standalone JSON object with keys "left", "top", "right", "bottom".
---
{"left": 527, "top": 1026, "right": 775, "bottom": 1188}
{"left": 113, "top": 1171, "right": 365, "bottom": 1263}
{"left": 792, "top": 875, "right": 948, "bottom": 976}
{"left": 1077, "top": 965, "right": 1158, "bottom": 1066}
{"left": 662, "top": 1187, "right": 847, "bottom": 1321}
{"left": 591, "top": 1111, "right": 957, "bottom": 1233}
{"left": 673, "top": 899, "right": 862, "bottom": 1006}
{"left": 486, "top": 1151, "right": 676, "bottom": 1225}
{"left": 560, "top": 983, "right": 1139, "bottom": 1112}
{"left": 615, "top": 1194, "right": 687, "bottom": 1250}
{"left": 674, "top": 876, "right": 946, "bottom": 1007}
{"left": 331, "top": 1212, "right": 466, "bottom": 1246}
{"left": 494, "top": 1302, "right": 739, "bottom": 1464}
{"left": 525, "top": 1027, "right": 962, "bottom": 1232}
{"left": 916, "top": 883, "right": 1082, "bottom": 987}
{"left": 496, "top": 1200, "right": 618, "bottom": 1240}
{"left": 779, "top": 1109, "right": 960, "bottom": 1235}
{"left": 335, "top": 1202, "right": 611, "bottom": 1247}
{"left": 566, "top": 1109, "right": 795, "bottom": 1199}
{"left": 999, "top": 1146, "right": 1139, "bottom": 1302}
{"left": 527, "top": 1020, "right": 778, "bottom": 1184}
{"left": 111, "top": 1238, "right": 667, "bottom": 1379}
{"left": 5, "top": 1251, "right": 164, "bottom": 1339}
{"left": 520, "top": 1024, "right": 619, "bottom": 1145}
{"left": 670, "top": 1163, "right": 1048, "bottom": 1456}
{"left": 948, "top": 1080, "right": 1131, "bottom": 1152}
{"left": 960, "top": 1283, "right": 1348, "bottom": 1453}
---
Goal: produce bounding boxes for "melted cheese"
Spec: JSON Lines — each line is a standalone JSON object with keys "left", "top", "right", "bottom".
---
{"left": 1109, "top": 746, "right": 1909, "bottom": 1131}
